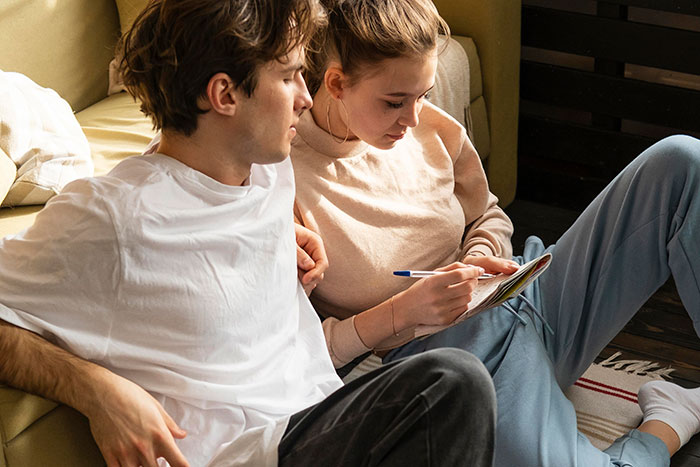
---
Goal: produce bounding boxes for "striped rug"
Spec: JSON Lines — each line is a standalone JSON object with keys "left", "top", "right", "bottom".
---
{"left": 564, "top": 352, "right": 674, "bottom": 449}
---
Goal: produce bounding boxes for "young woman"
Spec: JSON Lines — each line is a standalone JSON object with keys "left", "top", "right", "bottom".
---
{"left": 290, "top": 0, "right": 700, "bottom": 466}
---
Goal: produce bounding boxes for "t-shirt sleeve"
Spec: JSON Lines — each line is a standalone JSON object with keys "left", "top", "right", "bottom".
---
{"left": 0, "top": 178, "right": 121, "bottom": 360}
{"left": 453, "top": 132, "right": 514, "bottom": 259}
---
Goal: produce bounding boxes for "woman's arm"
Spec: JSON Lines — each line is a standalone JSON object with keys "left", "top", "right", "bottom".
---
{"left": 453, "top": 133, "right": 514, "bottom": 259}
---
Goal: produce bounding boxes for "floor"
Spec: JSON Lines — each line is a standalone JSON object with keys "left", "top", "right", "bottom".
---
{"left": 504, "top": 199, "right": 700, "bottom": 466}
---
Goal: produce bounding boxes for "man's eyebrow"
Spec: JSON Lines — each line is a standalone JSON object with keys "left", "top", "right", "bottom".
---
{"left": 280, "top": 62, "right": 305, "bottom": 73}
{"left": 384, "top": 85, "right": 435, "bottom": 98}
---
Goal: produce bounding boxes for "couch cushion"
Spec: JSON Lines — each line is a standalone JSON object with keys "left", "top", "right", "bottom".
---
{"left": 0, "top": 0, "right": 120, "bottom": 113}
{"left": 75, "top": 92, "right": 156, "bottom": 177}
{"left": 0, "top": 72, "right": 94, "bottom": 207}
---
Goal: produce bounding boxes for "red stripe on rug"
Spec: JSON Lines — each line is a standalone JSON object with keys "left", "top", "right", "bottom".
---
{"left": 578, "top": 377, "right": 638, "bottom": 397}
{"left": 574, "top": 382, "right": 638, "bottom": 403}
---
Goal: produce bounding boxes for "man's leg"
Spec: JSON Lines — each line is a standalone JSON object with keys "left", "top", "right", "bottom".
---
{"left": 277, "top": 348, "right": 496, "bottom": 467}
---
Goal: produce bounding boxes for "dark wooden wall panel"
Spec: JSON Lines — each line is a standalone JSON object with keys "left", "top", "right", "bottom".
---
{"left": 519, "top": 1, "right": 700, "bottom": 210}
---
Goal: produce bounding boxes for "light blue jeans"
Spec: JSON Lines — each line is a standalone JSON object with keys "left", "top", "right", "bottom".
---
{"left": 386, "top": 135, "right": 700, "bottom": 467}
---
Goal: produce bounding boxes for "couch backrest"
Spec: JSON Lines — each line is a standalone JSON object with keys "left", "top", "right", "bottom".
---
{"left": 0, "top": 0, "right": 120, "bottom": 113}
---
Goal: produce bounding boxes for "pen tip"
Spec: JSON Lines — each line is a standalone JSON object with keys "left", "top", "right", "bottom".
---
{"left": 393, "top": 271, "right": 410, "bottom": 276}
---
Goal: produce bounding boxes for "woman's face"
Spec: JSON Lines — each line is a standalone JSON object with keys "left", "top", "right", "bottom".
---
{"left": 339, "top": 50, "right": 438, "bottom": 150}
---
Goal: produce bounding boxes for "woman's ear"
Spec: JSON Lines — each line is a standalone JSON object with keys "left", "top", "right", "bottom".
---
{"left": 206, "top": 72, "right": 237, "bottom": 116}
{"left": 323, "top": 63, "right": 347, "bottom": 99}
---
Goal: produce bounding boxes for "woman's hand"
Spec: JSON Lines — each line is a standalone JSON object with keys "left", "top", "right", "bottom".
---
{"left": 393, "top": 262, "right": 485, "bottom": 329}
{"left": 463, "top": 254, "right": 520, "bottom": 276}
{"left": 294, "top": 224, "right": 329, "bottom": 296}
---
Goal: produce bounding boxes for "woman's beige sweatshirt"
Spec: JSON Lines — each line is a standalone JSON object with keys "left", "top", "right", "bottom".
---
{"left": 291, "top": 101, "right": 513, "bottom": 367}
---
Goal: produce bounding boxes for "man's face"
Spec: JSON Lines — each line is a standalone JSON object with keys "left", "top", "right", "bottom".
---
{"left": 235, "top": 46, "right": 312, "bottom": 166}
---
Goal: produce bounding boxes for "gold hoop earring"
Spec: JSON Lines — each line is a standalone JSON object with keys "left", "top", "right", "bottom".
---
{"left": 326, "top": 97, "right": 350, "bottom": 144}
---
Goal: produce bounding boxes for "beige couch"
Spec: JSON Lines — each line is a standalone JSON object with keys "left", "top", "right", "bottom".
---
{"left": 0, "top": 0, "right": 520, "bottom": 464}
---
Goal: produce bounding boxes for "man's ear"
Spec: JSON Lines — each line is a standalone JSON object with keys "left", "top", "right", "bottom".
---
{"left": 323, "top": 62, "right": 347, "bottom": 99}
{"left": 206, "top": 72, "right": 237, "bottom": 116}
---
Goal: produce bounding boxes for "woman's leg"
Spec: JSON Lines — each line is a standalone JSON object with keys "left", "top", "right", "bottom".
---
{"left": 538, "top": 135, "right": 700, "bottom": 388}
{"left": 383, "top": 135, "right": 700, "bottom": 466}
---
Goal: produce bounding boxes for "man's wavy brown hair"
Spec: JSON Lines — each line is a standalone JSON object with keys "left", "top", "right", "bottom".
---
{"left": 117, "top": 0, "right": 326, "bottom": 136}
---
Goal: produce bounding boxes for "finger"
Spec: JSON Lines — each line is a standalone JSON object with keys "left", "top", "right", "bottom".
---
{"left": 464, "top": 255, "right": 519, "bottom": 274}
{"left": 427, "top": 266, "right": 483, "bottom": 286}
{"left": 156, "top": 438, "right": 190, "bottom": 467}
{"left": 161, "top": 409, "right": 187, "bottom": 440}
{"left": 104, "top": 453, "right": 120, "bottom": 467}
{"left": 444, "top": 277, "right": 477, "bottom": 298}
{"left": 137, "top": 452, "right": 159, "bottom": 467}
{"left": 296, "top": 245, "right": 315, "bottom": 271}
{"left": 301, "top": 269, "right": 323, "bottom": 288}
{"left": 302, "top": 236, "right": 329, "bottom": 272}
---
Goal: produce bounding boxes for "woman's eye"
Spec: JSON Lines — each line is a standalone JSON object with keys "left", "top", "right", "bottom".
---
{"left": 422, "top": 91, "right": 431, "bottom": 100}
{"left": 386, "top": 101, "right": 403, "bottom": 109}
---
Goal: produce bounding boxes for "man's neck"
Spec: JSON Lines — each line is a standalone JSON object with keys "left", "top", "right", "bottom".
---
{"left": 158, "top": 130, "right": 251, "bottom": 187}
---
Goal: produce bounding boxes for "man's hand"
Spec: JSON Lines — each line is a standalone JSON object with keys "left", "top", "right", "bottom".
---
{"left": 294, "top": 223, "right": 329, "bottom": 295}
{"left": 88, "top": 369, "right": 189, "bottom": 467}
{"left": 0, "top": 320, "right": 189, "bottom": 467}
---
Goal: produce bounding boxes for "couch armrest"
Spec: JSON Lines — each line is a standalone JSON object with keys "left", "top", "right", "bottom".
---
{"left": 0, "top": 385, "right": 104, "bottom": 466}
{"left": 433, "top": 0, "right": 521, "bottom": 206}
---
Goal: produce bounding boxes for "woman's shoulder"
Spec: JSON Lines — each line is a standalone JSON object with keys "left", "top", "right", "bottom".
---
{"left": 415, "top": 101, "right": 468, "bottom": 153}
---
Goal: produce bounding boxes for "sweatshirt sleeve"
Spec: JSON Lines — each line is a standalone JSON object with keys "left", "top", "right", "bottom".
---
{"left": 321, "top": 315, "right": 370, "bottom": 368}
{"left": 453, "top": 133, "right": 514, "bottom": 259}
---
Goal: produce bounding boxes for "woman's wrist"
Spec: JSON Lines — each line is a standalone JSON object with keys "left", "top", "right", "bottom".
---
{"left": 390, "top": 291, "right": 413, "bottom": 332}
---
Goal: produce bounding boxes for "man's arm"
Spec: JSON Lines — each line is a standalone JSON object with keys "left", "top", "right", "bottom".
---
{"left": 0, "top": 319, "right": 189, "bottom": 467}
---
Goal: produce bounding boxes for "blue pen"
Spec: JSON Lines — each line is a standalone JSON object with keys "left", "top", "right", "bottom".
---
{"left": 393, "top": 270, "right": 497, "bottom": 279}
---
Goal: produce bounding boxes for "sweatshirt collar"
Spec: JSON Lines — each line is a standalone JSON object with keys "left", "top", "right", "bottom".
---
{"left": 295, "top": 109, "right": 370, "bottom": 159}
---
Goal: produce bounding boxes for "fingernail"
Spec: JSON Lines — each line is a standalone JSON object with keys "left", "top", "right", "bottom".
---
{"left": 303, "top": 258, "right": 314, "bottom": 268}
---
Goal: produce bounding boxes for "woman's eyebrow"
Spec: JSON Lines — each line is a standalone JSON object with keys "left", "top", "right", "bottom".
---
{"left": 383, "top": 85, "right": 435, "bottom": 98}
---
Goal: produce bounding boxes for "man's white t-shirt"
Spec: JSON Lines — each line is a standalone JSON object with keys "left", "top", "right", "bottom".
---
{"left": 0, "top": 154, "right": 342, "bottom": 466}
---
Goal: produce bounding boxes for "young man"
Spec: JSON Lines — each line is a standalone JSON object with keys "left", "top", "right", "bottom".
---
{"left": 0, "top": 1, "right": 496, "bottom": 466}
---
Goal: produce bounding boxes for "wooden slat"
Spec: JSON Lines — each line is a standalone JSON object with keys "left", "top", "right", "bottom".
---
{"left": 522, "top": 6, "right": 700, "bottom": 75}
{"left": 600, "top": 0, "right": 700, "bottom": 16}
{"left": 517, "top": 159, "right": 608, "bottom": 211}
{"left": 607, "top": 332, "right": 700, "bottom": 383}
{"left": 626, "top": 306, "right": 700, "bottom": 351}
{"left": 519, "top": 114, "right": 655, "bottom": 176}
{"left": 520, "top": 61, "right": 700, "bottom": 133}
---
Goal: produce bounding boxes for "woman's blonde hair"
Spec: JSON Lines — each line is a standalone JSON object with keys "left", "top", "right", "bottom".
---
{"left": 305, "top": 0, "right": 449, "bottom": 95}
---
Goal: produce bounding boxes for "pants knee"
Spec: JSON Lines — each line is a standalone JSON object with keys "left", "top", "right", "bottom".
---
{"left": 404, "top": 348, "right": 496, "bottom": 411}
{"left": 641, "top": 134, "right": 700, "bottom": 177}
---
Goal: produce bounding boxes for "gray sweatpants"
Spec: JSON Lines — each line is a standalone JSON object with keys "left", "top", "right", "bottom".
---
{"left": 387, "top": 135, "right": 700, "bottom": 466}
